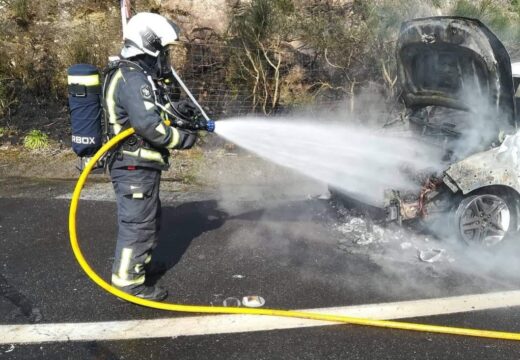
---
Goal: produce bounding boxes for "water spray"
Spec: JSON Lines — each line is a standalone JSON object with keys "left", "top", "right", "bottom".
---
{"left": 68, "top": 117, "right": 520, "bottom": 342}
{"left": 67, "top": 1, "right": 520, "bottom": 342}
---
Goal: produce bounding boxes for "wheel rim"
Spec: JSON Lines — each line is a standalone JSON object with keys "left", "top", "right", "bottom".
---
{"left": 457, "top": 194, "right": 511, "bottom": 247}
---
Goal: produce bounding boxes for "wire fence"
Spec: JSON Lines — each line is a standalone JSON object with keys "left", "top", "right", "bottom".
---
{"left": 174, "top": 41, "right": 361, "bottom": 119}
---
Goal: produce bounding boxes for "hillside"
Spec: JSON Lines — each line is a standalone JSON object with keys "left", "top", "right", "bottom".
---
{"left": 1, "top": 0, "right": 520, "bottom": 148}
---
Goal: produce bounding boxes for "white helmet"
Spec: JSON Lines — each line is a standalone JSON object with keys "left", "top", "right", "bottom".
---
{"left": 121, "top": 12, "right": 180, "bottom": 58}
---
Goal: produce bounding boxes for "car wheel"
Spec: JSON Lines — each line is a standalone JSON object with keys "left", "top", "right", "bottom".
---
{"left": 454, "top": 193, "right": 513, "bottom": 247}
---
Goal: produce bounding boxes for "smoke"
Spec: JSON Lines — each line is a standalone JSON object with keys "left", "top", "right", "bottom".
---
{"left": 451, "top": 85, "right": 513, "bottom": 160}
{"left": 215, "top": 116, "right": 445, "bottom": 206}
{"left": 206, "top": 9, "right": 520, "bottom": 296}
{"left": 209, "top": 89, "right": 520, "bottom": 297}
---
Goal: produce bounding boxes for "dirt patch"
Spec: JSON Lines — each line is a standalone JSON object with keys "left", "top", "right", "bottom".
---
{"left": 0, "top": 141, "right": 324, "bottom": 195}
{"left": 0, "top": 147, "right": 78, "bottom": 179}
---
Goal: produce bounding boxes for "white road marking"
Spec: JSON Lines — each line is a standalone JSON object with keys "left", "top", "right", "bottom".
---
{"left": 2, "top": 290, "right": 520, "bottom": 344}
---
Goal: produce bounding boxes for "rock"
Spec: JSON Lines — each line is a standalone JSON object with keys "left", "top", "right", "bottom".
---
{"left": 162, "top": 0, "right": 231, "bottom": 35}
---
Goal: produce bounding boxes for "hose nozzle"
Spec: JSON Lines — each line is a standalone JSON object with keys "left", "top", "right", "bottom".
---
{"left": 205, "top": 119, "right": 215, "bottom": 132}
{"left": 172, "top": 118, "right": 215, "bottom": 132}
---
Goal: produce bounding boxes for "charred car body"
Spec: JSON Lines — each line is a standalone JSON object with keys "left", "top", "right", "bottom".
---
{"left": 384, "top": 16, "right": 520, "bottom": 247}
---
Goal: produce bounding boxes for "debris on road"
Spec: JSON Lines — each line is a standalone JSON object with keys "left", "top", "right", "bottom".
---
{"left": 317, "top": 192, "right": 332, "bottom": 200}
{"left": 336, "top": 217, "right": 385, "bottom": 246}
{"left": 242, "top": 296, "right": 265, "bottom": 308}
{"left": 223, "top": 297, "right": 241, "bottom": 307}
{"left": 418, "top": 249, "right": 445, "bottom": 263}
{"left": 332, "top": 202, "right": 455, "bottom": 271}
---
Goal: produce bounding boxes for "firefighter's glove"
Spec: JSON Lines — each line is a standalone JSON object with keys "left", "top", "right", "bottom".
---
{"left": 169, "top": 127, "right": 197, "bottom": 150}
{"left": 175, "top": 100, "right": 200, "bottom": 120}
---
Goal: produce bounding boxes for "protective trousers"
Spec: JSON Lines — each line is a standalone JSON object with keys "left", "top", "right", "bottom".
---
{"left": 110, "top": 166, "right": 161, "bottom": 292}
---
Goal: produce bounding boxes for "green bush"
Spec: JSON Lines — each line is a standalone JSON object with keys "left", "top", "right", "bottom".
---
{"left": 0, "top": 0, "right": 31, "bottom": 26}
{"left": 23, "top": 130, "right": 49, "bottom": 150}
{"left": 13, "top": 0, "right": 29, "bottom": 24}
{"left": 452, "top": 0, "right": 520, "bottom": 42}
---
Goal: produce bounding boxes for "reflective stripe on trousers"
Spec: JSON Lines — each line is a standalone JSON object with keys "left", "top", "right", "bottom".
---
{"left": 110, "top": 166, "right": 161, "bottom": 291}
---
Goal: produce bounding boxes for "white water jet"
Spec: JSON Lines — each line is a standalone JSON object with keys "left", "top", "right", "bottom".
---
{"left": 215, "top": 117, "right": 444, "bottom": 206}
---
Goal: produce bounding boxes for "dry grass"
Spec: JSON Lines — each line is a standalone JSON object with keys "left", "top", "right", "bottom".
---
{"left": 3, "top": 0, "right": 520, "bottom": 127}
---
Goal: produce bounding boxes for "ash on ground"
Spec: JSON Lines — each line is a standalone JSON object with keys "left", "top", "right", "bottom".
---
{"left": 330, "top": 198, "right": 455, "bottom": 267}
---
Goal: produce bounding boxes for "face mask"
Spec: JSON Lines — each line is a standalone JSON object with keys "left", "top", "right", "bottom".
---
{"left": 156, "top": 47, "right": 172, "bottom": 79}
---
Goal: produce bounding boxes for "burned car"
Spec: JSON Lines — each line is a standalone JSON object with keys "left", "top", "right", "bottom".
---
{"left": 383, "top": 16, "right": 520, "bottom": 247}
{"left": 329, "top": 16, "right": 520, "bottom": 247}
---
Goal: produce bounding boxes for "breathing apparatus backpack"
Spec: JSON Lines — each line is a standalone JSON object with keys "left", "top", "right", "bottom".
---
{"left": 67, "top": 64, "right": 104, "bottom": 171}
{"left": 67, "top": 60, "right": 159, "bottom": 172}
{"left": 67, "top": 60, "right": 128, "bottom": 171}
{"left": 67, "top": 60, "right": 214, "bottom": 171}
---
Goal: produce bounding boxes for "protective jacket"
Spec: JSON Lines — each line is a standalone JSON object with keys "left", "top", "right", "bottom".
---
{"left": 104, "top": 61, "right": 195, "bottom": 170}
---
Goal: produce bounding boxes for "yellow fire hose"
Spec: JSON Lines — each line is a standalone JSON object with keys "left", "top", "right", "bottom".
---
{"left": 69, "top": 125, "right": 520, "bottom": 342}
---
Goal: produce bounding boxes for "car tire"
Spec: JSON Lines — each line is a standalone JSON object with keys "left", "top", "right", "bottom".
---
{"left": 453, "top": 191, "right": 518, "bottom": 247}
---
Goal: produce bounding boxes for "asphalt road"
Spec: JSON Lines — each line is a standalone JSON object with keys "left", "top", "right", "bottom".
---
{"left": 1, "top": 178, "right": 520, "bottom": 359}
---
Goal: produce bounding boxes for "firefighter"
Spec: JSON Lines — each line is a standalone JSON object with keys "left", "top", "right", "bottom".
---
{"left": 103, "top": 12, "right": 197, "bottom": 301}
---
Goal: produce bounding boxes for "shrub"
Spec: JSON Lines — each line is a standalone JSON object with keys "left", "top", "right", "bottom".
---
{"left": 224, "top": 0, "right": 520, "bottom": 115}
{"left": 0, "top": 0, "right": 31, "bottom": 26}
{"left": 59, "top": 16, "right": 120, "bottom": 99}
{"left": 23, "top": 130, "right": 49, "bottom": 150}
{"left": 452, "top": 0, "right": 520, "bottom": 43}
{"left": 12, "top": 0, "right": 29, "bottom": 25}
{"left": 65, "top": 25, "right": 113, "bottom": 68}
{"left": 0, "top": 77, "right": 17, "bottom": 118}
{"left": 226, "top": 0, "right": 298, "bottom": 114}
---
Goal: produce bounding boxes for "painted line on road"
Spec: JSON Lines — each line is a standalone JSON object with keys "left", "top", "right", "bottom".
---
{"left": 2, "top": 290, "right": 520, "bottom": 344}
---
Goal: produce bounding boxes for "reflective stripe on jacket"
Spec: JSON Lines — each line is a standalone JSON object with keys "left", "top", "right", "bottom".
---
{"left": 104, "top": 65, "right": 184, "bottom": 169}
